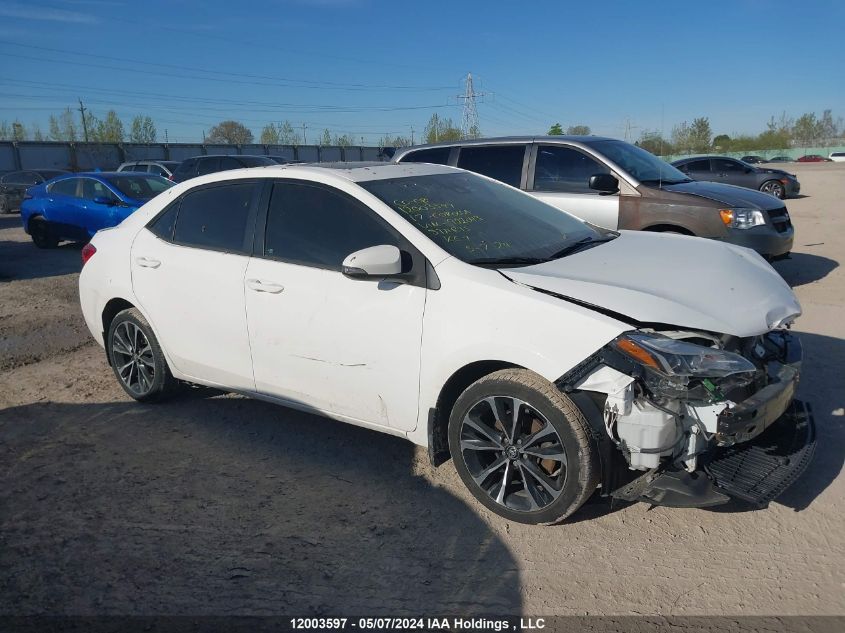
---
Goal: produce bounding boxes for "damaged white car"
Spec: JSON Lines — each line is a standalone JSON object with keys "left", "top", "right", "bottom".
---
{"left": 78, "top": 162, "right": 815, "bottom": 524}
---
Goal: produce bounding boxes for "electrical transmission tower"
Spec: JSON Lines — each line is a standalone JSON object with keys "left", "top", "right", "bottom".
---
{"left": 458, "top": 73, "right": 484, "bottom": 139}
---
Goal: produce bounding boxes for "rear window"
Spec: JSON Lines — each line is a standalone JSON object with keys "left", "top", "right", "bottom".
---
{"left": 172, "top": 182, "right": 257, "bottom": 254}
{"left": 400, "top": 147, "right": 451, "bottom": 165}
{"left": 686, "top": 159, "right": 711, "bottom": 171}
{"left": 456, "top": 145, "right": 526, "bottom": 187}
{"left": 239, "top": 156, "right": 275, "bottom": 167}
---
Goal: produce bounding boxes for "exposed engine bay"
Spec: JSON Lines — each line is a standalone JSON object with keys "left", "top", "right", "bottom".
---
{"left": 558, "top": 327, "right": 815, "bottom": 508}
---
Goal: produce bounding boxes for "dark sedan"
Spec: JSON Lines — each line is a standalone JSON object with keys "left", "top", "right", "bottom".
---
{"left": 672, "top": 156, "right": 800, "bottom": 199}
{"left": 0, "top": 169, "right": 69, "bottom": 213}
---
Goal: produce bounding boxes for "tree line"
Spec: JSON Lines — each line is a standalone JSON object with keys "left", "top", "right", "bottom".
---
{"left": 2, "top": 106, "right": 842, "bottom": 153}
{"left": 635, "top": 110, "right": 843, "bottom": 156}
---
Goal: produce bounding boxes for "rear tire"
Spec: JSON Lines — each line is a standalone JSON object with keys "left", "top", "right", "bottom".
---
{"left": 29, "top": 217, "right": 59, "bottom": 248}
{"left": 448, "top": 369, "right": 599, "bottom": 524}
{"left": 107, "top": 308, "right": 178, "bottom": 402}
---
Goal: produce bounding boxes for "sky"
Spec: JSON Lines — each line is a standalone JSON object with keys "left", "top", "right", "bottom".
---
{"left": 1, "top": 0, "right": 843, "bottom": 145}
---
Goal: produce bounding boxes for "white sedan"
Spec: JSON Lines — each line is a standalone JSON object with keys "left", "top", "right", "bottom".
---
{"left": 79, "top": 162, "right": 815, "bottom": 524}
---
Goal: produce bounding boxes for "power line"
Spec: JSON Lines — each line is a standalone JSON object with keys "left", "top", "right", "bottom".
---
{"left": 0, "top": 40, "right": 455, "bottom": 92}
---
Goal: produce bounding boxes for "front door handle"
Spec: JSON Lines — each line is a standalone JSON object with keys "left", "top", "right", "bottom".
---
{"left": 135, "top": 256, "right": 161, "bottom": 269}
{"left": 246, "top": 278, "right": 284, "bottom": 293}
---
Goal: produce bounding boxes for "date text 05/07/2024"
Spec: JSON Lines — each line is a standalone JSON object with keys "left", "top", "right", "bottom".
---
{"left": 289, "top": 617, "right": 547, "bottom": 631}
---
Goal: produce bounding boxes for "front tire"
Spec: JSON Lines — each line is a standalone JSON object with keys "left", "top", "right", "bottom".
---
{"left": 448, "top": 369, "right": 599, "bottom": 524}
{"left": 760, "top": 180, "right": 785, "bottom": 199}
{"left": 107, "top": 308, "right": 178, "bottom": 402}
{"left": 30, "top": 217, "right": 59, "bottom": 248}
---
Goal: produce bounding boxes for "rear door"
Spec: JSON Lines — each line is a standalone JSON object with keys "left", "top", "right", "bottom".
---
{"left": 527, "top": 144, "right": 619, "bottom": 229}
{"left": 131, "top": 180, "right": 261, "bottom": 389}
{"left": 44, "top": 177, "right": 87, "bottom": 238}
{"left": 682, "top": 159, "right": 712, "bottom": 181}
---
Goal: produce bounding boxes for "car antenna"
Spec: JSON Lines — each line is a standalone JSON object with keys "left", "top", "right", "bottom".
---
{"left": 659, "top": 103, "right": 665, "bottom": 189}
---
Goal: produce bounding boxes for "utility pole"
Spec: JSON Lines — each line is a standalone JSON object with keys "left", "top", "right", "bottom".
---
{"left": 457, "top": 73, "right": 485, "bottom": 139}
{"left": 410, "top": 126, "right": 415, "bottom": 145}
{"left": 78, "top": 98, "right": 89, "bottom": 142}
{"left": 165, "top": 129, "right": 169, "bottom": 144}
{"left": 302, "top": 123, "right": 307, "bottom": 145}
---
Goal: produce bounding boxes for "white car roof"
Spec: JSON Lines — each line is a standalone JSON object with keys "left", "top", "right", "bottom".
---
{"left": 265, "top": 161, "right": 458, "bottom": 183}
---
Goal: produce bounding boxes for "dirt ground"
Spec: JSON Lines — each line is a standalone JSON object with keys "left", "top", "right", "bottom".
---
{"left": 1, "top": 164, "right": 843, "bottom": 617}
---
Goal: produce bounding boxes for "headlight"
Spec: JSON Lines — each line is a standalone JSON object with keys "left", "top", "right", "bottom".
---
{"left": 719, "top": 207, "right": 765, "bottom": 229}
{"left": 615, "top": 333, "right": 756, "bottom": 378}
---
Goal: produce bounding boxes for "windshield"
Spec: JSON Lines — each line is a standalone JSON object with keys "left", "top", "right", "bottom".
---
{"left": 104, "top": 174, "right": 174, "bottom": 200}
{"left": 588, "top": 140, "right": 690, "bottom": 185}
{"left": 360, "top": 172, "right": 608, "bottom": 266}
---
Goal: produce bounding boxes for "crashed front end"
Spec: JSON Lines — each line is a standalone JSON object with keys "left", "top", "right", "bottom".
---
{"left": 558, "top": 327, "right": 816, "bottom": 508}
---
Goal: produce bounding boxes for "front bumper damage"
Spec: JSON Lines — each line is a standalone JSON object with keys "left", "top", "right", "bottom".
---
{"left": 612, "top": 400, "right": 815, "bottom": 508}
{"left": 560, "top": 329, "right": 816, "bottom": 510}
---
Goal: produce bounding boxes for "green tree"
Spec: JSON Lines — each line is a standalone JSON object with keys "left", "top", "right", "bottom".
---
{"left": 278, "top": 121, "right": 300, "bottom": 145}
{"left": 48, "top": 109, "right": 78, "bottom": 142}
{"left": 94, "top": 110, "right": 124, "bottom": 143}
{"left": 206, "top": 120, "right": 254, "bottom": 144}
{"left": 378, "top": 134, "right": 412, "bottom": 148}
{"left": 0, "top": 121, "right": 11, "bottom": 140}
{"left": 12, "top": 121, "right": 26, "bottom": 141}
{"left": 818, "top": 109, "right": 837, "bottom": 142}
{"left": 713, "top": 134, "right": 730, "bottom": 148}
{"left": 423, "top": 113, "right": 462, "bottom": 143}
{"left": 320, "top": 128, "right": 332, "bottom": 146}
{"left": 792, "top": 113, "right": 820, "bottom": 146}
{"left": 333, "top": 133, "right": 358, "bottom": 147}
{"left": 31, "top": 123, "right": 44, "bottom": 141}
{"left": 689, "top": 117, "right": 712, "bottom": 152}
{"left": 567, "top": 125, "right": 591, "bottom": 135}
{"left": 130, "top": 116, "right": 157, "bottom": 143}
{"left": 260, "top": 122, "right": 280, "bottom": 144}
{"left": 547, "top": 123, "right": 564, "bottom": 135}
{"left": 637, "top": 130, "right": 671, "bottom": 155}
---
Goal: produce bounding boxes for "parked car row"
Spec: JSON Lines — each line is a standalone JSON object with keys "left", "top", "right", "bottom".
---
{"left": 671, "top": 156, "right": 800, "bottom": 199}
{"left": 742, "top": 153, "right": 840, "bottom": 163}
{"left": 393, "top": 136, "right": 794, "bottom": 259}
{"left": 76, "top": 160, "right": 815, "bottom": 524}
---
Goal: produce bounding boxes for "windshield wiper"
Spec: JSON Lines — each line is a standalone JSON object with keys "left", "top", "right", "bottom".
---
{"left": 547, "top": 235, "right": 618, "bottom": 259}
{"left": 469, "top": 256, "right": 550, "bottom": 268}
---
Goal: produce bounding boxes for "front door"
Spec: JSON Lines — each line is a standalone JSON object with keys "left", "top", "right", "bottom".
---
{"left": 131, "top": 180, "right": 261, "bottom": 390}
{"left": 245, "top": 180, "right": 426, "bottom": 431}
{"left": 528, "top": 144, "right": 620, "bottom": 229}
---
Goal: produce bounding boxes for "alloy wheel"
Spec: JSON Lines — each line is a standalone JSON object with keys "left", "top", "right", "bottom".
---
{"left": 111, "top": 321, "right": 156, "bottom": 396}
{"left": 459, "top": 395, "right": 567, "bottom": 513}
{"left": 762, "top": 181, "right": 784, "bottom": 198}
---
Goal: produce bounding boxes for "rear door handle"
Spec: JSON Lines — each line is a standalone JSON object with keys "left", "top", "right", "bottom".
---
{"left": 246, "top": 278, "right": 284, "bottom": 294}
{"left": 135, "top": 256, "right": 161, "bottom": 269}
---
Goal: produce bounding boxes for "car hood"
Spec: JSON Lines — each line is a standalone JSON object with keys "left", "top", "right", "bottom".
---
{"left": 659, "top": 180, "right": 784, "bottom": 209}
{"left": 500, "top": 231, "right": 801, "bottom": 337}
{"left": 756, "top": 167, "right": 795, "bottom": 178}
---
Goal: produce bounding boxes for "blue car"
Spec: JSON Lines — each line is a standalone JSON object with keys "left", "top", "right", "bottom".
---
{"left": 21, "top": 171, "right": 174, "bottom": 248}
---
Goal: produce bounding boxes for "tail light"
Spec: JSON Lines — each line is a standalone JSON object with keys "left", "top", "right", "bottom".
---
{"left": 81, "top": 243, "right": 97, "bottom": 266}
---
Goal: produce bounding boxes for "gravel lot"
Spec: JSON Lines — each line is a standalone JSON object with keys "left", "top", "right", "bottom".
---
{"left": 1, "top": 163, "right": 843, "bottom": 617}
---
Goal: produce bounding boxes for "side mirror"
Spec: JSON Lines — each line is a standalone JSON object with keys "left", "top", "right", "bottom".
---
{"left": 342, "top": 245, "right": 403, "bottom": 280}
{"left": 589, "top": 173, "right": 619, "bottom": 193}
{"left": 93, "top": 196, "right": 116, "bottom": 206}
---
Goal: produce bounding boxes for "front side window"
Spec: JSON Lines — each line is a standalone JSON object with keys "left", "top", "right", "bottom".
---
{"left": 172, "top": 182, "right": 258, "bottom": 254}
{"left": 360, "top": 171, "right": 605, "bottom": 265}
{"left": 712, "top": 158, "right": 746, "bottom": 173}
{"left": 264, "top": 182, "right": 398, "bottom": 269}
{"left": 533, "top": 145, "right": 610, "bottom": 193}
{"left": 49, "top": 178, "right": 80, "bottom": 197}
{"left": 456, "top": 145, "right": 526, "bottom": 188}
{"left": 400, "top": 147, "right": 452, "bottom": 165}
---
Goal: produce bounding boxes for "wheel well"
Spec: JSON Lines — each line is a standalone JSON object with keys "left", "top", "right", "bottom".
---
{"left": 643, "top": 224, "right": 694, "bottom": 235}
{"left": 101, "top": 298, "right": 135, "bottom": 360}
{"left": 428, "top": 360, "right": 522, "bottom": 467}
